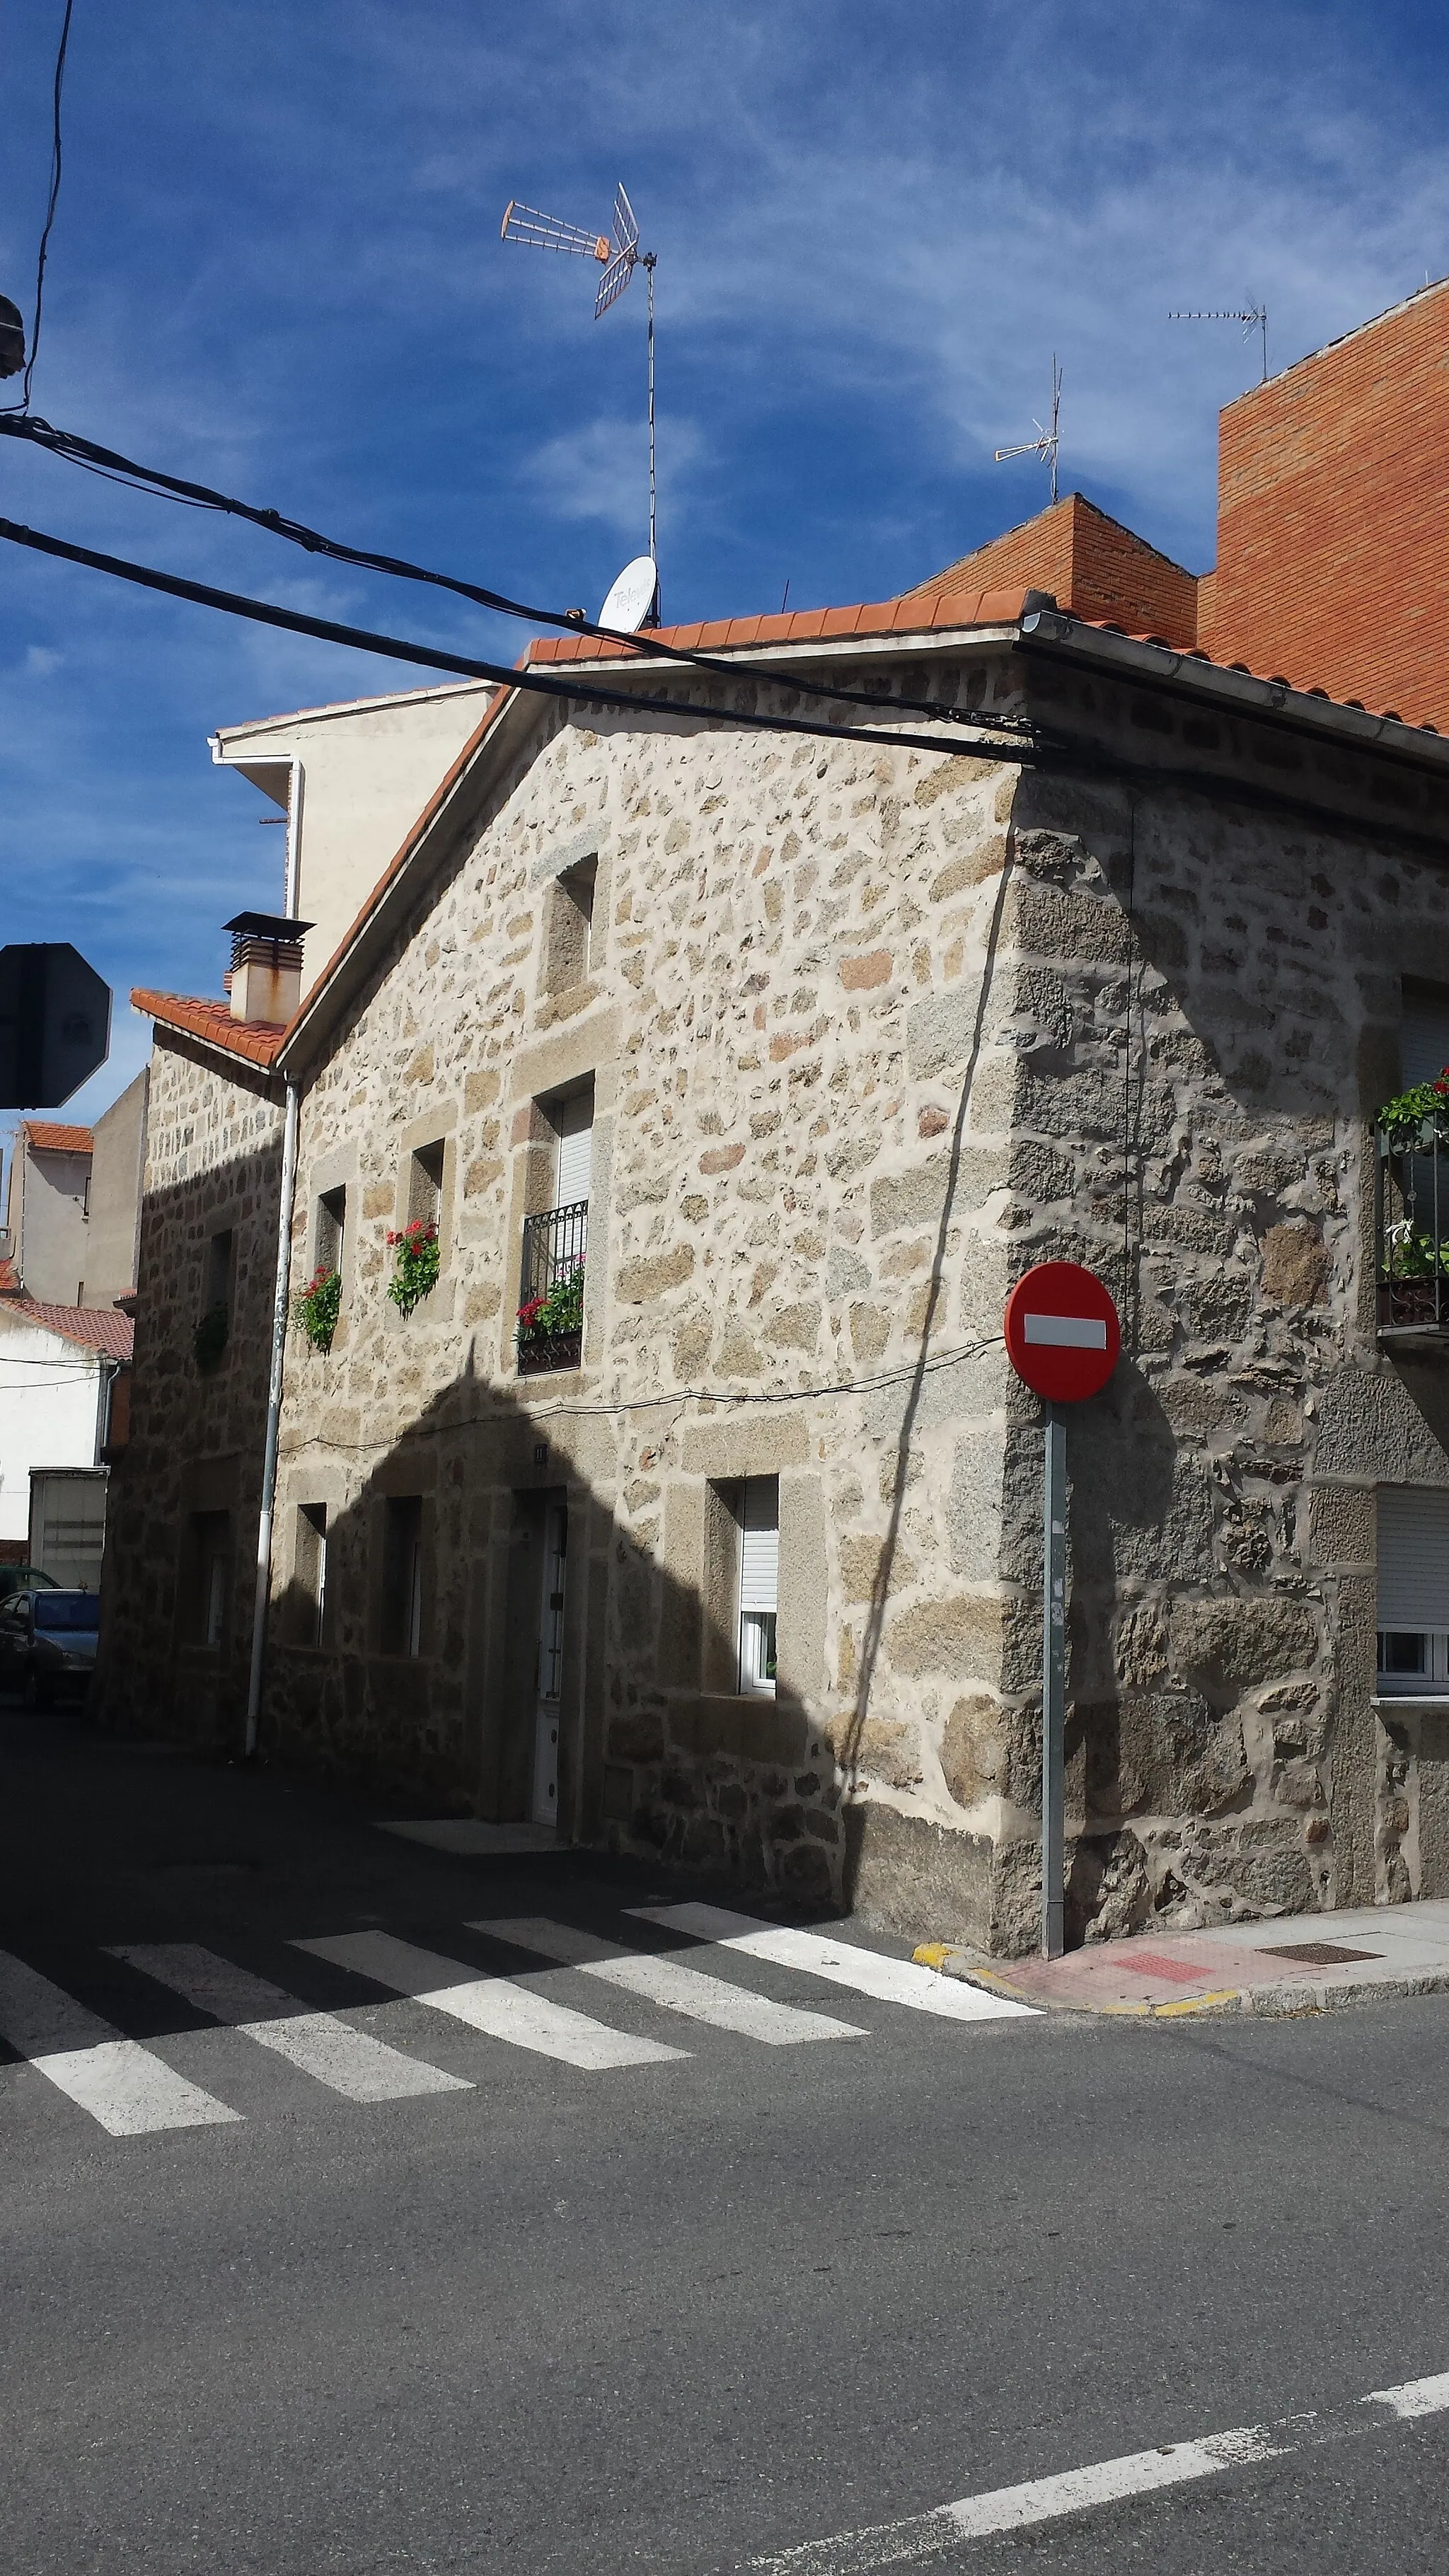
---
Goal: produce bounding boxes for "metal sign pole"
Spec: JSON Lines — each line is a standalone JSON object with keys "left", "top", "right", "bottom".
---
{"left": 1042, "top": 1405, "right": 1066, "bottom": 1959}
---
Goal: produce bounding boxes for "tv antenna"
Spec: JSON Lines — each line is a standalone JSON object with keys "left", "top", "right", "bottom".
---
{"left": 1169, "top": 301, "right": 1268, "bottom": 383}
{"left": 502, "top": 183, "right": 659, "bottom": 618}
{"left": 994, "top": 357, "right": 1062, "bottom": 505}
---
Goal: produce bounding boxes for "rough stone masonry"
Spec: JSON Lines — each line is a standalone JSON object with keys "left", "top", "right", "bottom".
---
{"left": 103, "top": 604, "right": 1449, "bottom": 1955}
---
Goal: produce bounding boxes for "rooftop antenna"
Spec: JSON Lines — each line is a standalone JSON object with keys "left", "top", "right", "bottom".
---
{"left": 994, "top": 356, "right": 1062, "bottom": 505}
{"left": 1169, "top": 301, "right": 1268, "bottom": 383}
{"left": 502, "top": 183, "right": 659, "bottom": 618}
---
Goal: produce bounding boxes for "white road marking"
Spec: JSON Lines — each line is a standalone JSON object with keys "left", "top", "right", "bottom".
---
{"left": 470, "top": 1917, "right": 867, "bottom": 2045}
{"left": 112, "top": 1943, "right": 471, "bottom": 2103}
{"left": 752, "top": 2372, "right": 1449, "bottom": 2572}
{"left": 0, "top": 1948, "right": 239, "bottom": 2137}
{"left": 294, "top": 1930, "right": 688, "bottom": 2070}
{"left": 630, "top": 1906, "right": 1037, "bottom": 2023}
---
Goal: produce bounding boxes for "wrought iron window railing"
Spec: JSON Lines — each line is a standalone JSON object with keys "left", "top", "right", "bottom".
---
{"left": 1375, "top": 1117, "right": 1449, "bottom": 1334}
{"left": 516, "top": 1198, "right": 587, "bottom": 1373}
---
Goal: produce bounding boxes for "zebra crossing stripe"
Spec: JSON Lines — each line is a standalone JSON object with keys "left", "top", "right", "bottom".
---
{"left": 294, "top": 1930, "right": 689, "bottom": 2070}
{"left": 630, "top": 1906, "right": 1039, "bottom": 2022}
{"left": 471, "top": 1916, "right": 868, "bottom": 2045}
{"left": 0, "top": 1948, "right": 240, "bottom": 2137}
{"left": 111, "top": 1944, "right": 471, "bottom": 2103}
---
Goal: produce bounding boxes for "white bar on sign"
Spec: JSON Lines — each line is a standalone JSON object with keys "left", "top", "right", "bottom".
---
{"left": 1023, "top": 1313, "right": 1107, "bottom": 1349}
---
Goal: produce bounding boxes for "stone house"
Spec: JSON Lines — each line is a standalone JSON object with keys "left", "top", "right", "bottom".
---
{"left": 100, "top": 282, "right": 1449, "bottom": 1952}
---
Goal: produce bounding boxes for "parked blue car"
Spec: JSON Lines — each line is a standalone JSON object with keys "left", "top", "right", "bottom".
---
{"left": 0, "top": 1589, "right": 100, "bottom": 1709}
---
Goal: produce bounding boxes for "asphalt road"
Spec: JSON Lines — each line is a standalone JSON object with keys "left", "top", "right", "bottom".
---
{"left": 6, "top": 1704, "right": 1449, "bottom": 2575}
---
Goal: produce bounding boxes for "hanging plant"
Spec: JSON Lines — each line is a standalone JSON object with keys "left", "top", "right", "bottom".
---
{"left": 516, "top": 1262, "right": 585, "bottom": 1348}
{"left": 292, "top": 1264, "right": 342, "bottom": 1353}
{"left": 386, "top": 1218, "right": 440, "bottom": 1318}
{"left": 1378, "top": 1069, "right": 1449, "bottom": 1153}
{"left": 194, "top": 1304, "right": 229, "bottom": 1373}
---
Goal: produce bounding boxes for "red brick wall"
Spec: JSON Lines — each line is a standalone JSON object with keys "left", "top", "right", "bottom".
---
{"left": 1203, "top": 279, "right": 1449, "bottom": 725}
{"left": 904, "top": 494, "right": 1199, "bottom": 647}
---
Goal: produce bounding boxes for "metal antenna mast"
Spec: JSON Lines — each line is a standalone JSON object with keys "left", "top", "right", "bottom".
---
{"left": 502, "top": 183, "right": 659, "bottom": 614}
{"left": 1169, "top": 301, "right": 1269, "bottom": 383}
{"left": 994, "top": 357, "right": 1063, "bottom": 504}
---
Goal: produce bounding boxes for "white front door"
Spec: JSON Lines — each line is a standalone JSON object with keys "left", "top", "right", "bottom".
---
{"left": 531, "top": 1502, "right": 567, "bottom": 1827}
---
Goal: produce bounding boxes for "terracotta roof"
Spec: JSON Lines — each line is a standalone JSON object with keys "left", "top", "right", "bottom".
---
{"left": 22, "top": 1121, "right": 93, "bottom": 1154}
{"left": 0, "top": 1257, "right": 19, "bottom": 1296}
{"left": 527, "top": 585, "right": 1034, "bottom": 670}
{"left": 3, "top": 1298, "right": 133, "bottom": 1359}
{"left": 130, "top": 990, "right": 287, "bottom": 1068}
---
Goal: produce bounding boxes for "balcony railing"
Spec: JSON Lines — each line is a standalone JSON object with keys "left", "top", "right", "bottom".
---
{"left": 1376, "top": 1118, "right": 1449, "bottom": 1336}
{"left": 516, "top": 1198, "right": 587, "bottom": 1374}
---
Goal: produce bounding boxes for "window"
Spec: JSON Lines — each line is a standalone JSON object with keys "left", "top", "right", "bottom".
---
{"left": 1400, "top": 985, "right": 1449, "bottom": 1087}
{"left": 295, "top": 1503, "right": 328, "bottom": 1646}
{"left": 543, "top": 857, "right": 596, "bottom": 995}
{"left": 408, "top": 1141, "right": 446, "bottom": 1232}
{"left": 190, "top": 1511, "right": 231, "bottom": 1649}
{"left": 204, "top": 1228, "right": 234, "bottom": 1319}
{"left": 381, "top": 1496, "right": 425, "bottom": 1658}
{"left": 1377, "top": 1486, "right": 1449, "bottom": 1694}
{"left": 315, "top": 1185, "right": 345, "bottom": 1277}
{"left": 554, "top": 1085, "right": 594, "bottom": 1212}
{"left": 737, "top": 1477, "right": 779, "bottom": 1696}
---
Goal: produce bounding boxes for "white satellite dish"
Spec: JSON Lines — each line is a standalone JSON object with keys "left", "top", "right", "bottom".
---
{"left": 599, "top": 554, "right": 659, "bottom": 633}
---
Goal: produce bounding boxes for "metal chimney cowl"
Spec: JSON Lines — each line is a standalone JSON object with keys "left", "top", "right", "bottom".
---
{"left": 222, "top": 913, "right": 313, "bottom": 1027}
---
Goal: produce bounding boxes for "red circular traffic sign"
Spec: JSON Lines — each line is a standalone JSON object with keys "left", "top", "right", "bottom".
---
{"left": 1004, "top": 1261, "right": 1120, "bottom": 1403}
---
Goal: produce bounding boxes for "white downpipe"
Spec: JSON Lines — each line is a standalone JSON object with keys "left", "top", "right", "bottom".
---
{"left": 246, "top": 1075, "right": 299, "bottom": 1758}
{"left": 209, "top": 744, "right": 305, "bottom": 919}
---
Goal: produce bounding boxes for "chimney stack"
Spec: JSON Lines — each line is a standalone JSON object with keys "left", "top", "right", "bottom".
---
{"left": 222, "top": 912, "right": 313, "bottom": 1026}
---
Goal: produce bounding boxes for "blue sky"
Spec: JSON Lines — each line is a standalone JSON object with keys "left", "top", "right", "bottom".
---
{"left": 2, "top": 0, "right": 1448, "bottom": 1137}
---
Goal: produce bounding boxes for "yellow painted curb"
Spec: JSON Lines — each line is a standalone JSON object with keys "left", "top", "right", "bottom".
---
{"left": 913, "top": 1943, "right": 955, "bottom": 1970}
{"left": 1152, "top": 1989, "right": 1241, "bottom": 2017}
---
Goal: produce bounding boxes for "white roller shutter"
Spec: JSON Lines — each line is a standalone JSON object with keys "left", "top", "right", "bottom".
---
{"left": 739, "top": 1478, "right": 779, "bottom": 1613}
{"left": 1399, "top": 991, "right": 1449, "bottom": 1089}
{"left": 1377, "top": 1486, "right": 1449, "bottom": 1628}
{"left": 555, "top": 1091, "right": 593, "bottom": 1208}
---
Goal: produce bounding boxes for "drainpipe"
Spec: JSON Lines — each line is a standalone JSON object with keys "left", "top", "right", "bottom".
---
{"left": 245, "top": 1073, "right": 300, "bottom": 1758}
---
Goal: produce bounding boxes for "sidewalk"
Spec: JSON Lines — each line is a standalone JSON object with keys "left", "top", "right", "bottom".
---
{"left": 913, "top": 1900, "right": 1449, "bottom": 2018}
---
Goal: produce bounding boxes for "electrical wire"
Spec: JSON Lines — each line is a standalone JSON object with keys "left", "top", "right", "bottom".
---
{"left": 0, "top": 514, "right": 1050, "bottom": 767}
{"left": 280, "top": 1334, "right": 1008, "bottom": 1450}
{"left": 2, "top": 0, "right": 76, "bottom": 417}
{"left": 0, "top": 410, "right": 1037, "bottom": 739}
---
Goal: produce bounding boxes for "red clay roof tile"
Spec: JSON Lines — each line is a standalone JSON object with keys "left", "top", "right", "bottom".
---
{"left": 21, "top": 1121, "right": 93, "bottom": 1154}
{"left": 130, "top": 990, "right": 287, "bottom": 1068}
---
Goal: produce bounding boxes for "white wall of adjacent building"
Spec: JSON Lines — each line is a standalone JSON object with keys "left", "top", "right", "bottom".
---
{"left": 0, "top": 1310, "right": 105, "bottom": 1546}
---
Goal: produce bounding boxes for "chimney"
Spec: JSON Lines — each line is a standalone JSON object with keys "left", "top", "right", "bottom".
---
{"left": 222, "top": 911, "right": 313, "bottom": 1025}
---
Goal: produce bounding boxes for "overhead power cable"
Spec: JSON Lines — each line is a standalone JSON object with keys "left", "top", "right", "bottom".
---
{"left": 0, "top": 410, "right": 1036, "bottom": 739}
{"left": 0, "top": 514, "right": 1049, "bottom": 768}
{"left": 2, "top": 0, "right": 77, "bottom": 417}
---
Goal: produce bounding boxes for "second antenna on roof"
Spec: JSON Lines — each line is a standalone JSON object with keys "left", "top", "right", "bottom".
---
{"left": 502, "top": 184, "right": 660, "bottom": 627}
{"left": 995, "top": 357, "right": 1063, "bottom": 506}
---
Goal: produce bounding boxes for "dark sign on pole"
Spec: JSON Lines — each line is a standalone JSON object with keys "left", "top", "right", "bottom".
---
{"left": 1005, "top": 1261, "right": 1121, "bottom": 1960}
{"left": 0, "top": 943, "right": 112, "bottom": 1109}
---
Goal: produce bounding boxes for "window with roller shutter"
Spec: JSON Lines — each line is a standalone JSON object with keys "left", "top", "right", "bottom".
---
{"left": 1377, "top": 1486, "right": 1449, "bottom": 1693}
{"left": 737, "top": 1477, "right": 779, "bottom": 1696}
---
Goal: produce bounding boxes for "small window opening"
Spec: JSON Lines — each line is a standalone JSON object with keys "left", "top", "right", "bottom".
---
{"left": 315, "top": 1185, "right": 345, "bottom": 1277}
{"left": 190, "top": 1511, "right": 231, "bottom": 1649}
{"left": 296, "top": 1503, "right": 328, "bottom": 1646}
{"left": 204, "top": 1228, "right": 234, "bottom": 1317}
{"left": 382, "top": 1496, "right": 425, "bottom": 1658}
{"left": 408, "top": 1141, "right": 446, "bottom": 1232}
{"left": 543, "top": 857, "right": 597, "bottom": 995}
{"left": 553, "top": 1085, "right": 594, "bottom": 1213}
{"left": 737, "top": 1477, "right": 779, "bottom": 1696}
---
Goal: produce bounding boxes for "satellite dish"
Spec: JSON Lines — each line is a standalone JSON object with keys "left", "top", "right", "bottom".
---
{"left": 599, "top": 555, "right": 659, "bottom": 633}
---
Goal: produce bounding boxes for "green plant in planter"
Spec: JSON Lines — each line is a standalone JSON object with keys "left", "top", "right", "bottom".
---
{"left": 516, "top": 1263, "right": 585, "bottom": 1347}
{"left": 1378, "top": 1068, "right": 1449, "bottom": 1153}
{"left": 194, "top": 1304, "right": 229, "bottom": 1372}
{"left": 293, "top": 1264, "right": 342, "bottom": 1353}
{"left": 1383, "top": 1220, "right": 1449, "bottom": 1279}
{"left": 386, "top": 1219, "right": 440, "bottom": 1317}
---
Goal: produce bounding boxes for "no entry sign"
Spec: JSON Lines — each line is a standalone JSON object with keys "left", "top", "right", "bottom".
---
{"left": 1005, "top": 1261, "right": 1119, "bottom": 1404}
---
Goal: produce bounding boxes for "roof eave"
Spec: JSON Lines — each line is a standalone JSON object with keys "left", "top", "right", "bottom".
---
{"left": 1017, "top": 611, "right": 1449, "bottom": 776}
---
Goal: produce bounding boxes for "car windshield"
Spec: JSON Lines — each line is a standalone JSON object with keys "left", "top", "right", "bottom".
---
{"left": 33, "top": 1593, "right": 100, "bottom": 1631}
